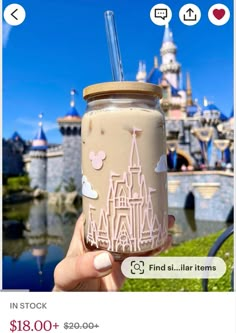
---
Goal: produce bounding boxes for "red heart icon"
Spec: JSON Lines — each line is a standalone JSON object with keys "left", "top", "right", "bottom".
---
{"left": 213, "top": 8, "right": 225, "bottom": 20}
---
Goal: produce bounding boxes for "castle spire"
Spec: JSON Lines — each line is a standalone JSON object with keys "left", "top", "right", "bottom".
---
{"left": 63, "top": 89, "right": 80, "bottom": 117}
{"left": 70, "top": 89, "right": 76, "bottom": 107}
{"left": 163, "top": 23, "right": 173, "bottom": 43}
{"left": 38, "top": 112, "right": 43, "bottom": 127}
{"left": 186, "top": 72, "right": 193, "bottom": 106}
{"left": 136, "top": 60, "right": 147, "bottom": 82}
{"left": 186, "top": 72, "right": 191, "bottom": 91}
{"left": 154, "top": 56, "right": 158, "bottom": 68}
{"left": 203, "top": 96, "right": 208, "bottom": 107}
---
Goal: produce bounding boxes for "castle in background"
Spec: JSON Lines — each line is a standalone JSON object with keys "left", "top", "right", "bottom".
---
{"left": 23, "top": 90, "right": 82, "bottom": 192}
{"left": 3, "top": 25, "right": 234, "bottom": 192}
{"left": 135, "top": 24, "right": 233, "bottom": 170}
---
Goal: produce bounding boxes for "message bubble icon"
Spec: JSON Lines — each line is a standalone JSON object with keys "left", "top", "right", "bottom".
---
{"left": 155, "top": 8, "right": 168, "bottom": 20}
{"left": 150, "top": 4, "right": 172, "bottom": 26}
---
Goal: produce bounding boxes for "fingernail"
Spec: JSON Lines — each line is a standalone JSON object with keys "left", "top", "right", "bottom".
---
{"left": 94, "top": 253, "right": 112, "bottom": 271}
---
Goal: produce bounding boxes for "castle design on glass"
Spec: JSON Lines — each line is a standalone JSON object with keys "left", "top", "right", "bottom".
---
{"left": 86, "top": 128, "right": 168, "bottom": 253}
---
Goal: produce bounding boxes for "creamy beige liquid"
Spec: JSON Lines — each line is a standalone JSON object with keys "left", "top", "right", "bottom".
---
{"left": 81, "top": 107, "right": 168, "bottom": 255}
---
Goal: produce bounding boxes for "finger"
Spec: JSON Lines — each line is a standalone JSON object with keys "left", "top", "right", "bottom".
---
{"left": 66, "top": 213, "right": 87, "bottom": 257}
{"left": 54, "top": 251, "right": 114, "bottom": 291}
{"left": 162, "top": 234, "right": 172, "bottom": 251}
{"left": 101, "top": 261, "right": 126, "bottom": 291}
{"left": 168, "top": 215, "right": 175, "bottom": 229}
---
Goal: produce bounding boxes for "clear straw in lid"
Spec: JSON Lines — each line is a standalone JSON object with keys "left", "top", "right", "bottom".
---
{"left": 104, "top": 10, "right": 124, "bottom": 81}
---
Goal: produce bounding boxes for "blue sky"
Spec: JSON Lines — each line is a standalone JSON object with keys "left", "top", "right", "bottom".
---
{"left": 3, "top": 0, "right": 233, "bottom": 143}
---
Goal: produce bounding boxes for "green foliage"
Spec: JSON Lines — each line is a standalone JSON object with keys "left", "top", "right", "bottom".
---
{"left": 64, "top": 177, "right": 77, "bottom": 192}
{"left": 121, "top": 229, "right": 234, "bottom": 292}
{"left": 5, "top": 176, "right": 31, "bottom": 194}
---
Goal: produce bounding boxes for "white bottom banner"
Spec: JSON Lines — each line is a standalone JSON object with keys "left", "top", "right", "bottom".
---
{"left": 0, "top": 292, "right": 235, "bottom": 333}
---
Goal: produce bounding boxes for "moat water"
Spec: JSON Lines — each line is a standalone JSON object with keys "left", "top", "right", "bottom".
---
{"left": 2, "top": 199, "right": 228, "bottom": 291}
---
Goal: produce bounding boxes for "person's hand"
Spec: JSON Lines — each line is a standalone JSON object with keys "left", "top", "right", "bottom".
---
{"left": 53, "top": 214, "right": 175, "bottom": 292}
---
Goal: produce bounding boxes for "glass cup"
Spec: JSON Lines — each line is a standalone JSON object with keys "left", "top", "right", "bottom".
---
{"left": 82, "top": 82, "right": 168, "bottom": 259}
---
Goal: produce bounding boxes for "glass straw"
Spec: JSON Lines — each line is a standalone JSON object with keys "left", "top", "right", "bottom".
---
{"left": 104, "top": 10, "right": 124, "bottom": 81}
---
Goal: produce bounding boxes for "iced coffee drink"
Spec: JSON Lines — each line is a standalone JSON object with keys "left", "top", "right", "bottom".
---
{"left": 82, "top": 82, "right": 168, "bottom": 257}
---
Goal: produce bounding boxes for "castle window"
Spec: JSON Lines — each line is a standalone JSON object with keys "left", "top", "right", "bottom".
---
{"left": 120, "top": 231, "right": 128, "bottom": 244}
{"left": 119, "top": 196, "right": 126, "bottom": 207}
{"left": 66, "top": 127, "right": 71, "bottom": 135}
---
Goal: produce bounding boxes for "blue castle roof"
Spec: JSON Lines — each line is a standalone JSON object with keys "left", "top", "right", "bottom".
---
{"left": 146, "top": 68, "right": 162, "bottom": 84}
{"left": 34, "top": 126, "right": 47, "bottom": 141}
{"left": 11, "top": 131, "right": 22, "bottom": 141}
{"left": 63, "top": 89, "right": 81, "bottom": 118}
{"left": 187, "top": 105, "right": 198, "bottom": 117}
{"left": 202, "top": 104, "right": 219, "bottom": 111}
{"left": 202, "top": 103, "right": 228, "bottom": 121}
{"left": 31, "top": 125, "right": 48, "bottom": 150}
{"left": 65, "top": 106, "right": 80, "bottom": 117}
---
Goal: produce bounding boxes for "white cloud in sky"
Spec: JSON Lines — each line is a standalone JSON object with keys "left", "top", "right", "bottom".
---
{"left": 16, "top": 117, "right": 58, "bottom": 132}
{"left": 3, "top": 22, "right": 13, "bottom": 48}
{"left": 4, "top": 117, "right": 60, "bottom": 142}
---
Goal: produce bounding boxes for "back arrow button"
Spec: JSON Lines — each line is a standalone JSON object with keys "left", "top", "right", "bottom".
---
{"left": 4, "top": 4, "right": 26, "bottom": 26}
{"left": 11, "top": 9, "right": 18, "bottom": 20}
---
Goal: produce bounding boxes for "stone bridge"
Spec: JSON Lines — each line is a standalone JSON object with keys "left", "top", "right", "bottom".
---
{"left": 167, "top": 171, "right": 234, "bottom": 222}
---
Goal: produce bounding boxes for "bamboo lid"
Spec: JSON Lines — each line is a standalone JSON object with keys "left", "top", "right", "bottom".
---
{"left": 83, "top": 81, "right": 162, "bottom": 100}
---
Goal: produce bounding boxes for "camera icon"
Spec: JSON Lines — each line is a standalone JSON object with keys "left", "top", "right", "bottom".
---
{"left": 130, "top": 260, "right": 145, "bottom": 275}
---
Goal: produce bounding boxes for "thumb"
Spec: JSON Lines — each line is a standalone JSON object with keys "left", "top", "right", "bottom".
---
{"left": 54, "top": 251, "right": 114, "bottom": 291}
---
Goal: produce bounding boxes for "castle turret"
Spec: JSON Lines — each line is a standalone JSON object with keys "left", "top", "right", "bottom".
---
{"left": 57, "top": 89, "right": 82, "bottom": 191}
{"left": 29, "top": 114, "right": 47, "bottom": 190}
{"left": 160, "top": 24, "right": 181, "bottom": 89}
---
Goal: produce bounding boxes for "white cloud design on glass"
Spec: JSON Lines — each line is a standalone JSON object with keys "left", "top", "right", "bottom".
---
{"left": 155, "top": 154, "right": 167, "bottom": 173}
{"left": 82, "top": 175, "right": 98, "bottom": 199}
